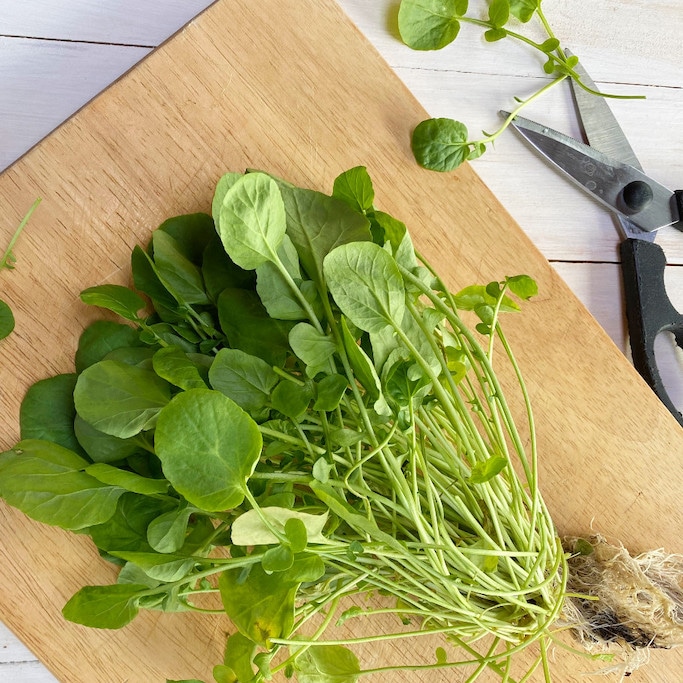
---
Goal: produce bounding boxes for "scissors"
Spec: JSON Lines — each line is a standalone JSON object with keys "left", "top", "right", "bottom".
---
{"left": 501, "top": 57, "right": 683, "bottom": 427}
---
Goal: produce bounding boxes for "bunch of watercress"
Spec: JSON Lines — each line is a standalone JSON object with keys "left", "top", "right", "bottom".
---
{"left": 397, "top": 0, "right": 638, "bottom": 171}
{"left": 0, "top": 198, "right": 41, "bottom": 340}
{"left": 0, "top": 168, "right": 568, "bottom": 682}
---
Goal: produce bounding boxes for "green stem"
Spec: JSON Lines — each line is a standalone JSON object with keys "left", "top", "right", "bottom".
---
{"left": 1, "top": 197, "right": 41, "bottom": 270}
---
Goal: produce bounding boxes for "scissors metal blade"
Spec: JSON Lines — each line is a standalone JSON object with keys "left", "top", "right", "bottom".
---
{"left": 502, "top": 111, "right": 677, "bottom": 233}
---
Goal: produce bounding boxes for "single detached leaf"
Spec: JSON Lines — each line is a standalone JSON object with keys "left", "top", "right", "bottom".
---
{"left": 0, "top": 299, "right": 15, "bottom": 340}
{"left": 0, "top": 439, "right": 124, "bottom": 530}
{"left": 218, "top": 172, "right": 286, "bottom": 270}
{"left": 20, "top": 373, "right": 83, "bottom": 453}
{"left": 294, "top": 644, "right": 360, "bottom": 683}
{"left": 80, "top": 284, "right": 146, "bottom": 321}
{"left": 411, "top": 118, "right": 472, "bottom": 172}
{"left": 74, "top": 360, "right": 172, "bottom": 438}
{"left": 332, "top": 166, "right": 374, "bottom": 213}
{"left": 398, "top": 0, "right": 462, "bottom": 51}
{"left": 469, "top": 456, "right": 508, "bottom": 484}
{"left": 63, "top": 584, "right": 148, "bottom": 629}
{"left": 231, "top": 507, "right": 328, "bottom": 546}
{"left": 154, "top": 389, "right": 262, "bottom": 511}
{"left": 324, "top": 242, "right": 405, "bottom": 334}
{"left": 208, "top": 347, "right": 279, "bottom": 412}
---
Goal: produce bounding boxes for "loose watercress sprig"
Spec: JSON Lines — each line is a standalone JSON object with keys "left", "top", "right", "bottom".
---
{"left": 397, "top": 0, "right": 642, "bottom": 171}
{"left": 0, "top": 197, "right": 41, "bottom": 340}
{"left": 0, "top": 167, "right": 570, "bottom": 682}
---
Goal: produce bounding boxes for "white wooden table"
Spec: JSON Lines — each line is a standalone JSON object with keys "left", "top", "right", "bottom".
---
{"left": 1, "top": 1, "right": 682, "bottom": 680}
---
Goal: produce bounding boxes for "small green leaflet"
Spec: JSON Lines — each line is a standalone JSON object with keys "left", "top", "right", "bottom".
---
{"left": 294, "top": 644, "right": 361, "bottom": 683}
{"left": 469, "top": 456, "right": 508, "bottom": 484}
{"left": 332, "top": 166, "right": 374, "bottom": 213}
{"left": 80, "top": 284, "right": 146, "bottom": 321}
{"left": 0, "top": 300, "right": 15, "bottom": 340}
{"left": 411, "top": 118, "right": 475, "bottom": 172}
{"left": 63, "top": 583, "right": 148, "bottom": 629}
{"left": 397, "top": 0, "right": 462, "bottom": 51}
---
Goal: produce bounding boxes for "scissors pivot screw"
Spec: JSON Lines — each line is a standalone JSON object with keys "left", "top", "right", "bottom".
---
{"left": 621, "top": 180, "right": 654, "bottom": 213}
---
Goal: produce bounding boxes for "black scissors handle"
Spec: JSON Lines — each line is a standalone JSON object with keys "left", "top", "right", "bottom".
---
{"left": 620, "top": 207, "right": 683, "bottom": 427}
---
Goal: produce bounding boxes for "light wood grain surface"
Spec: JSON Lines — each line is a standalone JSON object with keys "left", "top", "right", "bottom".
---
{"left": 0, "top": 1, "right": 681, "bottom": 681}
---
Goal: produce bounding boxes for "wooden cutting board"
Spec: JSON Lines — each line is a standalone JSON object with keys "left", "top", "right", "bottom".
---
{"left": 1, "top": 0, "right": 681, "bottom": 680}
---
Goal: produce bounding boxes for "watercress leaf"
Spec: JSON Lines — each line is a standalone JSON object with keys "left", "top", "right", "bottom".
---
{"left": 312, "top": 458, "right": 332, "bottom": 483}
{"left": 468, "top": 141, "right": 486, "bottom": 160}
{"left": 62, "top": 584, "right": 147, "bottom": 629}
{"left": 0, "top": 299, "right": 15, "bottom": 339}
{"left": 87, "top": 492, "right": 172, "bottom": 553}
{"left": 153, "top": 346, "right": 207, "bottom": 391}
{"left": 208, "top": 348, "right": 278, "bottom": 412}
{"left": 80, "top": 284, "right": 146, "bottom": 322}
{"left": 540, "top": 37, "right": 560, "bottom": 53}
{"left": 118, "top": 561, "right": 162, "bottom": 588}
{"left": 509, "top": 0, "right": 539, "bottom": 23}
{"left": 104, "top": 346, "right": 156, "bottom": 369}
{"left": 218, "top": 172, "right": 286, "bottom": 270}
{"left": 488, "top": 0, "right": 510, "bottom": 28}
{"left": 276, "top": 181, "right": 371, "bottom": 290}
{"left": 270, "top": 381, "right": 314, "bottom": 421}
{"left": 398, "top": 0, "right": 461, "bottom": 51}
{"left": 74, "top": 360, "right": 172, "bottom": 438}
{"left": 0, "top": 439, "right": 124, "bottom": 530}
{"left": 75, "top": 320, "right": 144, "bottom": 373}
{"left": 222, "top": 632, "right": 256, "bottom": 683}
{"left": 140, "top": 322, "right": 198, "bottom": 352}
{"left": 484, "top": 27, "right": 507, "bottom": 42}
{"left": 332, "top": 166, "right": 374, "bottom": 214}
{"left": 294, "top": 644, "right": 360, "bottom": 683}
{"left": 372, "top": 211, "right": 418, "bottom": 271}
{"left": 324, "top": 242, "right": 405, "bottom": 334}
{"left": 202, "top": 233, "right": 256, "bottom": 302}
{"left": 158, "top": 213, "right": 215, "bottom": 266}
{"left": 212, "top": 172, "right": 244, "bottom": 226}
{"left": 110, "top": 551, "right": 195, "bottom": 582}
{"left": 74, "top": 415, "right": 144, "bottom": 464}
{"left": 155, "top": 389, "right": 262, "bottom": 511}
{"left": 231, "top": 507, "right": 328, "bottom": 546}
{"left": 469, "top": 455, "right": 508, "bottom": 484}
{"left": 411, "top": 118, "right": 470, "bottom": 172}
{"left": 218, "top": 288, "right": 293, "bottom": 366}
{"left": 146, "top": 503, "right": 195, "bottom": 553}
{"left": 289, "top": 323, "right": 336, "bottom": 377}
{"left": 85, "top": 463, "right": 169, "bottom": 496}
{"left": 338, "top": 317, "right": 382, "bottom": 402}
{"left": 285, "top": 517, "right": 308, "bottom": 553}
{"left": 506, "top": 274, "right": 538, "bottom": 300}
{"left": 152, "top": 230, "right": 210, "bottom": 306}
{"left": 262, "top": 545, "right": 294, "bottom": 572}
{"left": 20, "top": 373, "right": 83, "bottom": 454}
{"left": 131, "top": 245, "right": 181, "bottom": 313}
{"left": 313, "top": 374, "right": 348, "bottom": 412}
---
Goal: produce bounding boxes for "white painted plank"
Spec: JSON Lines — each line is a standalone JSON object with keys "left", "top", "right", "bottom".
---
{"left": 0, "top": 37, "right": 150, "bottom": 171}
{"left": 0, "top": 0, "right": 215, "bottom": 46}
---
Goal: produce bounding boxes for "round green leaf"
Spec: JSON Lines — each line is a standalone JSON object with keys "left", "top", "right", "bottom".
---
{"left": 154, "top": 389, "right": 262, "bottom": 511}
{"left": 0, "top": 299, "right": 15, "bottom": 339}
{"left": 398, "top": 0, "right": 462, "bottom": 51}
{"left": 411, "top": 118, "right": 472, "bottom": 172}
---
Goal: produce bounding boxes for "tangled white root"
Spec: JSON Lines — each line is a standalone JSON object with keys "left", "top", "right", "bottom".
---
{"left": 560, "top": 535, "right": 683, "bottom": 677}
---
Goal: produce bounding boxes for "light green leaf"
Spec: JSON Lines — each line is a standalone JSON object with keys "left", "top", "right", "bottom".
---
{"left": 111, "top": 551, "right": 195, "bottom": 582}
{"left": 488, "top": 0, "right": 510, "bottom": 28}
{"left": 80, "top": 284, "right": 146, "bottom": 321}
{"left": 313, "top": 374, "right": 348, "bottom": 412}
{"left": 0, "top": 440, "right": 124, "bottom": 530}
{"left": 218, "top": 172, "right": 286, "bottom": 270}
{"left": 507, "top": 274, "right": 538, "bottom": 300}
{"left": 154, "top": 389, "right": 262, "bottom": 511}
{"left": 74, "top": 360, "right": 171, "bottom": 438}
{"left": 153, "top": 346, "right": 207, "bottom": 391}
{"left": 469, "top": 456, "right": 508, "bottom": 484}
{"left": 63, "top": 583, "right": 147, "bottom": 629}
{"left": 509, "top": 0, "right": 539, "bottom": 23}
{"left": 411, "top": 118, "right": 471, "bottom": 172}
{"left": 231, "top": 507, "right": 328, "bottom": 546}
{"left": 398, "top": 0, "right": 462, "bottom": 51}
{"left": 339, "top": 317, "right": 382, "bottom": 402}
{"left": 211, "top": 172, "right": 244, "bottom": 226}
{"left": 294, "top": 644, "right": 360, "bottom": 683}
{"left": 289, "top": 323, "right": 336, "bottom": 377}
{"left": 324, "top": 242, "right": 405, "bottom": 334}
{"left": 222, "top": 632, "right": 256, "bottom": 683}
{"left": 332, "top": 166, "right": 374, "bottom": 213}
{"left": 146, "top": 504, "right": 194, "bottom": 553}
{"left": 85, "top": 463, "right": 169, "bottom": 496}
{"left": 0, "top": 299, "right": 15, "bottom": 340}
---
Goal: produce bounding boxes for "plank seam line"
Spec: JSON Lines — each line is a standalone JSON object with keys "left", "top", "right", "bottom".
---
{"left": 0, "top": 33, "right": 155, "bottom": 49}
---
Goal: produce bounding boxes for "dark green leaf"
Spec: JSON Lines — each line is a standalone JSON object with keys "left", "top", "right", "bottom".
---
{"left": 157, "top": 213, "right": 215, "bottom": 265}
{"left": 202, "top": 234, "right": 256, "bottom": 302}
{"left": 63, "top": 584, "right": 147, "bottom": 629}
{"left": 153, "top": 346, "right": 207, "bottom": 391}
{"left": 74, "top": 360, "right": 172, "bottom": 438}
{"left": 74, "top": 415, "right": 143, "bottom": 464}
{"left": 131, "top": 245, "right": 180, "bottom": 314}
{"left": 271, "top": 381, "right": 314, "bottom": 421}
{"left": 155, "top": 389, "right": 262, "bottom": 511}
{"left": 0, "top": 440, "right": 124, "bottom": 530}
{"left": 411, "top": 118, "right": 471, "bottom": 172}
{"left": 75, "top": 320, "right": 143, "bottom": 374}
{"left": 313, "top": 374, "right": 348, "bottom": 412}
{"left": 20, "top": 373, "right": 83, "bottom": 453}
{"left": 398, "top": 0, "right": 461, "bottom": 51}
{"left": 209, "top": 347, "right": 278, "bottom": 412}
{"left": 0, "top": 299, "right": 15, "bottom": 339}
